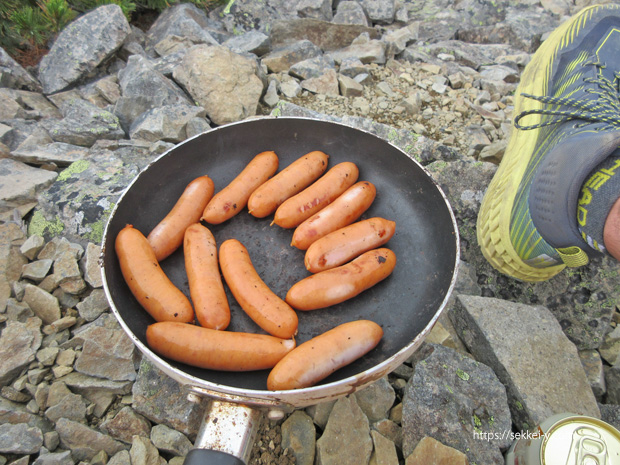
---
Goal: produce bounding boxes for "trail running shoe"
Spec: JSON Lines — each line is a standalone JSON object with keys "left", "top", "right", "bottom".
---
{"left": 477, "top": 4, "right": 620, "bottom": 282}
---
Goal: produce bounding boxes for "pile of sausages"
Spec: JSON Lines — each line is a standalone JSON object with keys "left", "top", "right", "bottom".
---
{"left": 115, "top": 150, "right": 397, "bottom": 390}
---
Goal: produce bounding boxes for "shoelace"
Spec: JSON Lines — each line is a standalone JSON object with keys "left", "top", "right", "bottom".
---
{"left": 514, "top": 60, "right": 620, "bottom": 131}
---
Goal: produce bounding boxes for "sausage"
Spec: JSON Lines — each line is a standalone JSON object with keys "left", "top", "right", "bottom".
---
{"left": 202, "top": 151, "right": 279, "bottom": 224}
{"left": 147, "top": 322, "right": 296, "bottom": 371}
{"left": 116, "top": 225, "right": 194, "bottom": 323}
{"left": 219, "top": 239, "right": 298, "bottom": 339}
{"left": 267, "top": 320, "right": 383, "bottom": 390}
{"left": 304, "top": 217, "right": 396, "bottom": 273}
{"left": 273, "top": 162, "right": 359, "bottom": 229}
{"left": 247, "top": 151, "right": 329, "bottom": 218}
{"left": 286, "top": 248, "right": 396, "bottom": 311}
{"left": 291, "top": 181, "right": 376, "bottom": 250}
{"left": 147, "top": 175, "right": 215, "bottom": 261}
{"left": 184, "top": 224, "right": 230, "bottom": 330}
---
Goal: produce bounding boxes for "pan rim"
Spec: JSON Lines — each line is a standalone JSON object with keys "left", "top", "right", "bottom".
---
{"left": 100, "top": 115, "right": 461, "bottom": 408}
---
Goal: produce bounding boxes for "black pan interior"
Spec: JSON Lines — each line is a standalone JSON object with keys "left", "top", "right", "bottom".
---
{"left": 102, "top": 117, "right": 458, "bottom": 391}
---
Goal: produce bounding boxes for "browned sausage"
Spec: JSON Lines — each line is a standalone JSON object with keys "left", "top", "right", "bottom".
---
{"left": 202, "top": 151, "right": 279, "bottom": 224}
{"left": 286, "top": 248, "right": 396, "bottom": 310}
{"left": 304, "top": 217, "right": 396, "bottom": 273}
{"left": 291, "top": 181, "right": 377, "bottom": 250}
{"left": 273, "top": 162, "right": 359, "bottom": 229}
{"left": 147, "top": 175, "right": 215, "bottom": 261}
{"left": 116, "top": 225, "right": 194, "bottom": 323}
{"left": 267, "top": 320, "right": 383, "bottom": 390}
{"left": 219, "top": 239, "right": 298, "bottom": 339}
{"left": 147, "top": 322, "right": 296, "bottom": 371}
{"left": 184, "top": 223, "right": 230, "bottom": 330}
{"left": 247, "top": 151, "right": 329, "bottom": 218}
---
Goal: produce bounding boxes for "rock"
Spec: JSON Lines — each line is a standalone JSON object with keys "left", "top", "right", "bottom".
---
{"left": 11, "top": 143, "right": 88, "bottom": 168}
{"left": 150, "top": 424, "right": 192, "bottom": 456}
{"left": 262, "top": 40, "right": 323, "bottom": 74}
{"left": 305, "top": 400, "right": 335, "bottom": 429}
{"left": 405, "top": 436, "right": 469, "bottom": 465}
{"left": 132, "top": 359, "right": 205, "bottom": 439}
{"left": 22, "top": 285, "right": 61, "bottom": 325}
{"left": 402, "top": 344, "right": 512, "bottom": 465}
{"left": 354, "top": 377, "right": 395, "bottom": 423}
{"left": 129, "top": 104, "right": 206, "bottom": 143}
{"left": 270, "top": 19, "right": 378, "bottom": 50}
{"left": 173, "top": 45, "right": 263, "bottom": 125}
{"left": 328, "top": 37, "right": 387, "bottom": 65}
{"left": 333, "top": 1, "right": 370, "bottom": 26}
{"left": 55, "top": 418, "right": 127, "bottom": 461}
{"left": 289, "top": 55, "right": 336, "bottom": 80}
{"left": 21, "top": 259, "right": 53, "bottom": 282}
{"left": 361, "top": 0, "right": 396, "bottom": 24}
{"left": 130, "top": 436, "right": 161, "bottom": 465}
{"left": 316, "top": 396, "right": 372, "bottom": 465}
{"left": 370, "top": 430, "right": 398, "bottom": 465}
{"left": 339, "top": 74, "right": 364, "bottom": 97}
{"left": 0, "top": 47, "right": 42, "bottom": 92}
{"left": 600, "top": 325, "right": 620, "bottom": 366}
{"left": 75, "top": 289, "right": 109, "bottom": 322}
{"left": 0, "top": 423, "right": 43, "bottom": 454}
{"left": 44, "top": 99, "right": 125, "bottom": 147}
{"left": 82, "top": 243, "right": 103, "bottom": 288}
{"left": 33, "top": 450, "right": 73, "bottom": 465}
{"left": 100, "top": 406, "right": 152, "bottom": 444}
{"left": 115, "top": 55, "right": 191, "bottom": 132}
{"left": 579, "top": 349, "right": 606, "bottom": 401}
{"left": 451, "top": 295, "right": 600, "bottom": 431}
{"left": 38, "top": 5, "right": 130, "bottom": 94}
{"left": 44, "top": 381, "right": 87, "bottom": 423}
{"left": 605, "top": 362, "right": 620, "bottom": 405}
{"left": 0, "top": 158, "right": 58, "bottom": 215}
{"left": 301, "top": 69, "right": 339, "bottom": 96}
{"left": 223, "top": 31, "right": 271, "bottom": 56}
{"left": 281, "top": 410, "right": 315, "bottom": 465}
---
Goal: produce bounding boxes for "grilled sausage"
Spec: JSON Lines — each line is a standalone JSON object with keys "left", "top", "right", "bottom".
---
{"left": 291, "top": 181, "right": 376, "bottom": 250}
{"left": 116, "top": 225, "right": 194, "bottom": 323}
{"left": 147, "top": 322, "right": 296, "bottom": 371}
{"left": 286, "top": 248, "right": 396, "bottom": 310}
{"left": 267, "top": 320, "right": 383, "bottom": 390}
{"left": 273, "top": 162, "right": 359, "bottom": 229}
{"left": 202, "top": 151, "right": 279, "bottom": 224}
{"left": 247, "top": 151, "right": 329, "bottom": 218}
{"left": 304, "top": 217, "right": 396, "bottom": 273}
{"left": 219, "top": 239, "right": 298, "bottom": 339}
{"left": 147, "top": 175, "right": 215, "bottom": 261}
{"left": 184, "top": 223, "right": 230, "bottom": 330}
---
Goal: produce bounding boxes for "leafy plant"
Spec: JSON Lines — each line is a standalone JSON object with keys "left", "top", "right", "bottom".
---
{"left": 39, "top": 0, "right": 77, "bottom": 33}
{"left": 10, "top": 5, "right": 49, "bottom": 46}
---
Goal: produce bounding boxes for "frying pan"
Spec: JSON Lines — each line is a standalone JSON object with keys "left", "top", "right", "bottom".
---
{"left": 101, "top": 117, "right": 459, "bottom": 465}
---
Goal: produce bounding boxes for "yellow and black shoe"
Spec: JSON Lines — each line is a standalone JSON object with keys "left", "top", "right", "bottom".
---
{"left": 477, "top": 4, "right": 620, "bottom": 282}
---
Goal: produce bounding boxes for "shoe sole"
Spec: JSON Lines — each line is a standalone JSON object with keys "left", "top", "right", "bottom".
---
{"left": 476, "top": 6, "right": 605, "bottom": 281}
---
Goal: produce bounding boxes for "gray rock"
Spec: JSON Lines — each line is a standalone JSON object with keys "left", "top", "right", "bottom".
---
{"left": 370, "top": 430, "right": 398, "bottom": 465}
{"left": 21, "top": 259, "right": 53, "bottom": 282}
{"left": 328, "top": 37, "right": 386, "bottom": 65}
{"left": 0, "top": 158, "right": 58, "bottom": 215}
{"left": 301, "top": 69, "right": 339, "bottom": 96}
{"left": 333, "top": 1, "right": 370, "bottom": 26}
{"left": 0, "top": 318, "right": 42, "bottom": 385}
{"left": 281, "top": 410, "right": 315, "bottom": 465}
{"left": 115, "top": 55, "right": 191, "bottom": 132}
{"left": 361, "top": 0, "right": 396, "bottom": 24}
{"left": 262, "top": 80, "right": 280, "bottom": 107}
{"left": 22, "top": 285, "right": 60, "bottom": 325}
{"left": 32, "top": 450, "right": 73, "bottom": 465}
{"left": 316, "top": 396, "right": 372, "bottom": 465}
{"left": 146, "top": 3, "right": 220, "bottom": 53}
{"left": 600, "top": 325, "right": 620, "bottom": 366}
{"left": 55, "top": 417, "right": 127, "bottom": 461}
{"left": 289, "top": 55, "right": 336, "bottom": 80}
{"left": 44, "top": 382, "right": 87, "bottom": 423}
{"left": 150, "top": 423, "right": 192, "bottom": 456}
{"left": 6, "top": 298, "right": 34, "bottom": 323}
{"left": 354, "top": 377, "right": 395, "bottom": 423}
{"left": 451, "top": 295, "right": 600, "bottom": 431}
{"left": 222, "top": 30, "right": 271, "bottom": 56}
{"left": 402, "top": 344, "right": 512, "bottom": 464}
{"left": 132, "top": 359, "right": 205, "bottom": 439}
{"left": 383, "top": 25, "right": 417, "bottom": 56}
{"left": 371, "top": 419, "right": 402, "bottom": 451}
{"left": 100, "top": 406, "right": 152, "bottom": 444}
{"left": 262, "top": 40, "right": 323, "bottom": 73}
{"left": 305, "top": 400, "right": 335, "bottom": 429}
{"left": 579, "top": 349, "right": 606, "bottom": 401}
{"left": 109, "top": 450, "right": 131, "bottom": 465}
{"left": 269, "top": 19, "right": 378, "bottom": 51}
{"left": 38, "top": 5, "right": 130, "bottom": 94}
{"left": 82, "top": 242, "right": 103, "bottom": 288}
{"left": 599, "top": 403, "right": 620, "bottom": 432}
{"left": 605, "top": 362, "right": 620, "bottom": 405}
{"left": 45, "top": 99, "right": 124, "bottom": 147}
{"left": 76, "top": 289, "right": 110, "bottom": 322}
{"left": 74, "top": 323, "right": 136, "bottom": 381}
{"left": 0, "top": 47, "right": 42, "bottom": 92}
{"left": 129, "top": 104, "right": 206, "bottom": 143}
{"left": 184, "top": 117, "right": 212, "bottom": 138}
{"left": 0, "top": 396, "right": 53, "bottom": 432}
{"left": 173, "top": 45, "right": 263, "bottom": 125}
{"left": 0, "top": 423, "right": 43, "bottom": 454}
{"left": 11, "top": 143, "right": 88, "bottom": 168}
{"left": 130, "top": 435, "right": 160, "bottom": 465}
{"left": 338, "top": 74, "right": 364, "bottom": 97}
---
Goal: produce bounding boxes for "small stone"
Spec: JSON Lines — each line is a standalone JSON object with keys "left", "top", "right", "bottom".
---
{"left": 101, "top": 406, "right": 152, "bottom": 444}
{"left": 0, "top": 423, "right": 43, "bottom": 454}
{"left": 281, "top": 410, "right": 315, "bottom": 465}
{"left": 21, "top": 259, "right": 54, "bottom": 282}
{"left": 36, "top": 346, "right": 59, "bottom": 366}
{"left": 130, "top": 435, "right": 160, "bottom": 465}
{"left": 22, "top": 284, "right": 61, "bottom": 325}
{"left": 150, "top": 424, "right": 191, "bottom": 456}
{"left": 405, "top": 436, "right": 468, "bottom": 465}
{"left": 370, "top": 430, "right": 398, "bottom": 465}
{"left": 82, "top": 243, "right": 103, "bottom": 288}
{"left": 338, "top": 74, "right": 364, "bottom": 97}
{"left": 20, "top": 235, "right": 45, "bottom": 260}
{"left": 579, "top": 349, "right": 606, "bottom": 400}
{"left": 354, "top": 377, "right": 395, "bottom": 423}
{"left": 600, "top": 325, "right": 620, "bottom": 366}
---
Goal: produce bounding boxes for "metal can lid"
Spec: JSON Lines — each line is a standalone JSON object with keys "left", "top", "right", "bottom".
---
{"left": 541, "top": 415, "right": 620, "bottom": 464}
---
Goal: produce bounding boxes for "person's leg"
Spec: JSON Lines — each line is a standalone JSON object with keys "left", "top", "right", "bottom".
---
{"left": 604, "top": 196, "right": 620, "bottom": 261}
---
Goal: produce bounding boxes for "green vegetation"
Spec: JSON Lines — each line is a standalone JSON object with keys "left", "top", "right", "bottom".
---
{"left": 1, "top": 0, "right": 226, "bottom": 59}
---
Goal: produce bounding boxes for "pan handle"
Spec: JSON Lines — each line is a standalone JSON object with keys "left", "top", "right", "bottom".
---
{"left": 184, "top": 449, "right": 245, "bottom": 465}
{"left": 186, "top": 399, "right": 263, "bottom": 465}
